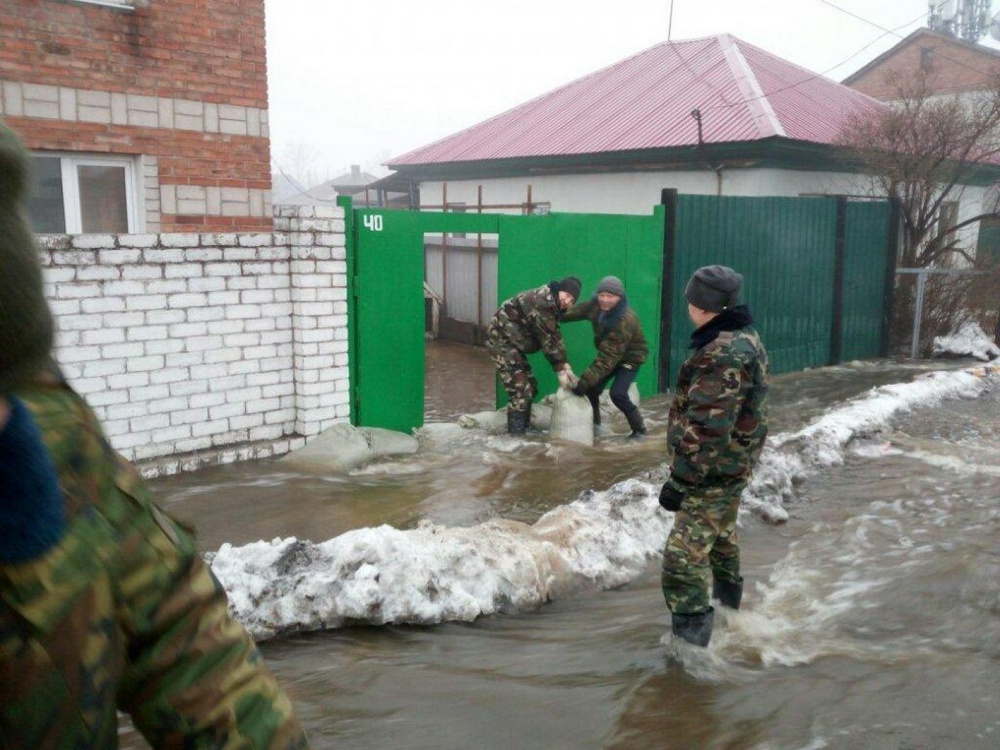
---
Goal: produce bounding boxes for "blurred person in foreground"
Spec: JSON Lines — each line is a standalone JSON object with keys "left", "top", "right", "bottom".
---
{"left": 0, "top": 122, "right": 309, "bottom": 748}
{"left": 485, "top": 276, "right": 582, "bottom": 434}
{"left": 561, "top": 275, "right": 649, "bottom": 438}
{"left": 658, "top": 265, "right": 769, "bottom": 647}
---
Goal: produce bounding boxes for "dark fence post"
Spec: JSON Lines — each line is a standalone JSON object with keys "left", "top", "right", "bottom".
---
{"left": 829, "top": 197, "right": 847, "bottom": 365}
{"left": 659, "top": 189, "right": 678, "bottom": 391}
{"left": 880, "top": 197, "right": 902, "bottom": 357}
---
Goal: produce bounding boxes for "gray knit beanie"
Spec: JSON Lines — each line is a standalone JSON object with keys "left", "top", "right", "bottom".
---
{"left": 0, "top": 123, "right": 54, "bottom": 392}
{"left": 596, "top": 275, "right": 625, "bottom": 296}
{"left": 684, "top": 265, "right": 742, "bottom": 313}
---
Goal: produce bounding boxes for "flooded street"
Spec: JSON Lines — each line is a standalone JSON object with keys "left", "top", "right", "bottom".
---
{"left": 141, "top": 346, "right": 1000, "bottom": 749}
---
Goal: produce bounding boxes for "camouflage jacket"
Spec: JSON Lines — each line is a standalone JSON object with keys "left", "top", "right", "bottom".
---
{"left": 666, "top": 305, "right": 768, "bottom": 493}
{"left": 0, "top": 380, "right": 308, "bottom": 749}
{"left": 486, "top": 283, "right": 568, "bottom": 370}
{"left": 562, "top": 295, "right": 648, "bottom": 390}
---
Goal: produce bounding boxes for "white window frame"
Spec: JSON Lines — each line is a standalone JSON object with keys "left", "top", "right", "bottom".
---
{"left": 34, "top": 152, "right": 143, "bottom": 234}
{"left": 70, "top": 0, "right": 137, "bottom": 10}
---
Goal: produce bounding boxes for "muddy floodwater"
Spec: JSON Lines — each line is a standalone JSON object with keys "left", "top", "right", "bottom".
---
{"left": 129, "top": 343, "right": 999, "bottom": 749}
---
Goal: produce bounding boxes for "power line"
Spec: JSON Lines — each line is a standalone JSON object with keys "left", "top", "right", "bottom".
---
{"left": 822, "top": 0, "right": 1000, "bottom": 78}
{"left": 698, "top": 1, "right": 1000, "bottom": 118}
{"left": 269, "top": 158, "right": 337, "bottom": 203}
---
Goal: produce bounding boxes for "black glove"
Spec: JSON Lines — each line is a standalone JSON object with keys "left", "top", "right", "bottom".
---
{"left": 658, "top": 480, "right": 686, "bottom": 512}
{"left": 571, "top": 381, "right": 588, "bottom": 397}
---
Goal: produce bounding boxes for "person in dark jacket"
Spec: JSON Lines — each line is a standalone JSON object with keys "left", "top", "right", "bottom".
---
{"left": 0, "top": 122, "right": 309, "bottom": 748}
{"left": 485, "top": 277, "right": 581, "bottom": 434}
{"left": 658, "top": 265, "right": 769, "bottom": 647}
{"left": 562, "top": 275, "right": 649, "bottom": 438}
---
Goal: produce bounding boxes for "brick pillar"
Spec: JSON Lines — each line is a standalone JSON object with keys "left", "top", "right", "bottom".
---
{"left": 283, "top": 205, "right": 350, "bottom": 437}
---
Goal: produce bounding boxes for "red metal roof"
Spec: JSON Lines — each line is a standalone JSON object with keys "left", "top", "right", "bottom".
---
{"left": 389, "top": 34, "right": 886, "bottom": 166}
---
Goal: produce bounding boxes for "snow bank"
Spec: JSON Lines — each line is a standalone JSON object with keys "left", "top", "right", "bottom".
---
{"left": 933, "top": 321, "right": 999, "bottom": 361}
{"left": 209, "top": 364, "right": 999, "bottom": 638}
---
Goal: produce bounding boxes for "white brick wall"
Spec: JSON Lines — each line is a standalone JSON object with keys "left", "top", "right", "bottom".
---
{"left": 38, "top": 205, "right": 349, "bottom": 478}
{"left": 1, "top": 79, "right": 269, "bottom": 138}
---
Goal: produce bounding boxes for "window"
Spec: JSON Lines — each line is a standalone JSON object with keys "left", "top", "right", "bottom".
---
{"left": 71, "top": 1, "right": 137, "bottom": 10}
{"left": 26, "top": 153, "right": 141, "bottom": 234}
{"left": 936, "top": 200, "right": 960, "bottom": 266}
{"left": 938, "top": 200, "right": 959, "bottom": 240}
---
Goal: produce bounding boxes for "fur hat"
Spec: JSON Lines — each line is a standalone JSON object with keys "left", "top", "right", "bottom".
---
{"left": 557, "top": 276, "right": 582, "bottom": 301}
{"left": 596, "top": 275, "right": 625, "bottom": 296}
{"left": 0, "top": 123, "right": 53, "bottom": 392}
{"left": 684, "top": 265, "right": 742, "bottom": 313}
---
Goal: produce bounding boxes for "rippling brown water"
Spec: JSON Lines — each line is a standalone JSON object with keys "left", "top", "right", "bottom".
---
{"left": 122, "top": 350, "right": 999, "bottom": 749}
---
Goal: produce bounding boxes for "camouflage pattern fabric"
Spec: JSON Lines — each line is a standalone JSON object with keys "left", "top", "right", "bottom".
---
{"left": 485, "top": 343, "right": 537, "bottom": 413}
{"left": 661, "top": 485, "right": 742, "bottom": 614}
{"left": 0, "top": 381, "right": 309, "bottom": 749}
{"left": 665, "top": 325, "right": 768, "bottom": 490}
{"left": 485, "top": 284, "right": 568, "bottom": 411}
{"left": 661, "top": 311, "right": 768, "bottom": 614}
{"left": 561, "top": 296, "right": 648, "bottom": 392}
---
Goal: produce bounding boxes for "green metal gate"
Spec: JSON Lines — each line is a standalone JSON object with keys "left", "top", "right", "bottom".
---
{"left": 347, "top": 203, "right": 664, "bottom": 432}
{"left": 494, "top": 209, "right": 664, "bottom": 408}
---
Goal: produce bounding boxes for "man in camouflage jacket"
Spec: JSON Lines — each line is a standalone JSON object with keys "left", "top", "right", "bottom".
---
{"left": 0, "top": 122, "right": 308, "bottom": 748}
{"left": 485, "top": 277, "right": 581, "bottom": 434}
{"left": 658, "top": 265, "right": 769, "bottom": 647}
{"left": 562, "top": 276, "right": 649, "bottom": 438}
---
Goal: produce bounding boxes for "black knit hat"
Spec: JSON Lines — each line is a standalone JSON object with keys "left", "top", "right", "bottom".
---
{"left": 557, "top": 276, "right": 582, "bottom": 301}
{"left": 684, "top": 265, "right": 742, "bottom": 313}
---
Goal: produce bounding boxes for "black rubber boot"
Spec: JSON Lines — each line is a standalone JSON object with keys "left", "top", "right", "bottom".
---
{"left": 624, "top": 407, "right": 646, "bottom": 439}
{"left": 507, "top": 409, "right": 528, "bottom": 435}
{"left": 713, "top": 576, "right": 743, "bottom": 610}
{"left": 671, "top": 607, "right": 714, "bottom": 647}
{"left": 525, "top": 402, "right": 533, "bottom": 430}
{"left": 587, "top": 394, "right": 601, "bottom": 426}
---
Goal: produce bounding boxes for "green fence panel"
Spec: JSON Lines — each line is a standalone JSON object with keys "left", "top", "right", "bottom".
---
{"left": 976, "top": 217, "right": 1000, "bottom": 265}
{"left": 496, "top": 210, "right": 663, "bottom": 406}
{"left": 840, "top": 201, "right": 891, "bottom": 361}
{"left": 670, "top": 195, "right": 838, "bottom": 379}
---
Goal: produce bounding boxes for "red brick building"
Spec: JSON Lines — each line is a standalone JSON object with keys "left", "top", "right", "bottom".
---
{"left": 843, "top": 28, "right": 1000, "bottom": 100}
{"left": 0, "top": 0, "right": 272, "bottom": 233}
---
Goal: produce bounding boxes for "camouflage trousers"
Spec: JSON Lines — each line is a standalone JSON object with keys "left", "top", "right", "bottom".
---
{"left": 661, "top": 484, "right": 743, "bottom": 615}
{"left": 485, "top": 331, "right": 537, "bottom": 413}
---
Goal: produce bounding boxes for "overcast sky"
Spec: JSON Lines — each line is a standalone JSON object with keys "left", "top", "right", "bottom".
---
{"left": 264, "top": 0, "right": 1000, "bottom": 185}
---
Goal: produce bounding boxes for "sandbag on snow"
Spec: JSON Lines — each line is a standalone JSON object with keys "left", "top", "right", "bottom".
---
{"left": 282, "top": 424, "right": 419, "bottom": 473}
{"left": 548, "top": 388, "right": 594, "bottom": 446}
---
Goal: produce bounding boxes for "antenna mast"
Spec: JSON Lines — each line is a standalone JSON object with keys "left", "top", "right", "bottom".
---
{"left": 928, "top": 0, "right": 992, "bottom": 42}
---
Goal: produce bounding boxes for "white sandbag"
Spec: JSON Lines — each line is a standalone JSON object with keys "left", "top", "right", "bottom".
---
{"left": 457, "top": 410, "right": 508, "bottom": 433}
{"left": 548, "top": 388, "right": 594, "bottom": 446}
{"left": 281, "top": 424, "right": 419, "bottom": 473}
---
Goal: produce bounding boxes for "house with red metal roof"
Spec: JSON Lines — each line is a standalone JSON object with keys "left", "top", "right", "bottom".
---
{"left": 382, "top": 34, "right": 909, "bottom": 215}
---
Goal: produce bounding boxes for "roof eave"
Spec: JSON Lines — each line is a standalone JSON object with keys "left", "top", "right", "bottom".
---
{"left": 386, "top": 138, "right": 869, "bottom": 180}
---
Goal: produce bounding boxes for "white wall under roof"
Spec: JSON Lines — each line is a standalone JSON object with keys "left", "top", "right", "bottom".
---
{"left": 419, "top": 168, "right": 880, "bottom": 214}
{"left": 418, "top": 168, "right": 987, "bottom": 259}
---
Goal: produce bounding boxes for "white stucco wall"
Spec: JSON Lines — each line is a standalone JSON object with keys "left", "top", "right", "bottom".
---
{"left": 417, "top": 168, "right": 876, "bottom": 215}
{"left": 418, "top": 167, "right": 986, "bottom": 256}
